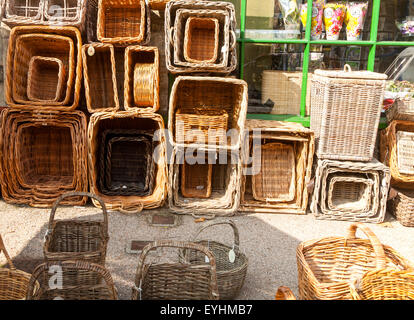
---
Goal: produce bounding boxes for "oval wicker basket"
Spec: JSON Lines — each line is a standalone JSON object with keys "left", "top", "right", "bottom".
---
{"left": 0, "top": 235, "right": 39, "bottom": 300}
{"left": 185, "top": 220, "right": 248, "bottom": 300}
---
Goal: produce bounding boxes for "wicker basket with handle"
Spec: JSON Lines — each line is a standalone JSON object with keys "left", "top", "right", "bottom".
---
{"left": 310, "top": 64, "right": 387, "bottom": 161}
{"left": 43, "top": 192, "right": 109, "bottom": 265}
{"left": 27, "top": 261, "right": 118, "bottom": 300}
{"left": 132, "top": 240, "right": 219, "bottom": 300}
{"left": 184, "top": 220, "right": 248, "bottom": 300}
{"left": 297, "top": 223, "right": 413, "bottom": 300}
{"left": 0, "top": 234, "right": 38, "bottom": 300}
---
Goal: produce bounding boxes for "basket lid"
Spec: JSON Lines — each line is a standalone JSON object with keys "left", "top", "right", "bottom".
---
{"left": 314, "top": 64, "right": 388, "bottom": 80}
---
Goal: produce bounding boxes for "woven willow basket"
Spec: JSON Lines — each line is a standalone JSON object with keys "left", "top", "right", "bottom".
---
{"left": 27, "top": 261, "right": 118, "bottom": 300}
{"left": 388, "top": 188, "right": 414, "bottom": 227}
{"left": 173, "top": 8, "right": 230, "bottom": 69}
{"left": 181, "top": 161, "right": 212, "bottom": 199}
{"left": 82, "top": 43, "right": 120, "bottom": 113}
{"left": 386, "top": 98, "right": 414, "bottom": 123}
{"left": 44, "top": 192, "right": 109, "bottom": 265}
{"left": 5, "top": 26, "right": 82, "bottom": 111}
{"left": 297, "top": 223, "right": 413, "bottom": 300}
{"left": 132, "top": 240, "right": 220, "bottom": 300}
{"left": 184, "top": 220, "right": 248, "bottom": 300}
{"left": 311, "top": 159, "right": 390, "bottom": 223}
{"left": 310, "top": 64, "right": 387, "bottom": 161}
{"left": 239, "top": 119, "right": 315, "bottom": 215}
{"left": 0, "top": 235, "right": 38, "bottom": 300}
{"left": 0, "top": 109, "right": 88, "bottom": 208}
{"left": 2, "top": 0, "right": 43, "bottom": 25}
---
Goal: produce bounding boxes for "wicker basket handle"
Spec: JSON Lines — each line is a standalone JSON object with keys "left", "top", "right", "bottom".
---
{"left": 344, "top": 64, "right": 352, "bottom": 72}
{"left": 0, "top": 235, "right": 15, "bottom": 270}
{"left": 118, "top": 203, "right": 144, "bottom": 215}
{"left": 275, "top": 286, "right": 296, "bottom": 300}
{"left": 133, "top": 240, "right": 219, "bottom": 300}
{"left": 230, "top": 30, "right": 237, "bottom": 50}
{"left": 48, "top": 192, "right": 108, "bottom": 237}
{"left": 192, "top": 220, "right": 240, "bottom": 252}
{"left": 346, "top": 223, "right": 387, "bottom": 269}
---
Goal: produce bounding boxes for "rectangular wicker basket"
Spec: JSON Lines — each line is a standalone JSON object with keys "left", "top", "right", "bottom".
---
{"left": 385, "top": 98, "right": 414, "bottom": 123}
{"left": 239, "top": 119, "right": 314, "bottom": 215}
{"left": 82, "top": 43, "right": 119, "bottom": 113}
{"left": 181, "top": 161, "right": 212, "bottom": 199}
{"left": 311, "top": 159, "right": 390, "bottom": 223}
{"left": 169, "top": 76, "right": 248, "bottom": 151}
{"left": 310, "top": 65, "right": 387, "bottom": 161}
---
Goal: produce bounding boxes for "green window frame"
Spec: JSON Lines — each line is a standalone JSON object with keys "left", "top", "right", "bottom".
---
{"left": 239, "top": 0, "right": 414, "bottom": 128}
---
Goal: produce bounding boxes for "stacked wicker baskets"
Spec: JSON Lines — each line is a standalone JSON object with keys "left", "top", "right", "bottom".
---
{"left": 310, "top": 64, "right": 391, "bottom": 224}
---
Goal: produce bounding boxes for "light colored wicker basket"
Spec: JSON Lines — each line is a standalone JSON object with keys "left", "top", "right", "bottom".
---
{"left": 169, "top": 76, "right": 248, "bottom": 151}
{"left": 5, "top": 26, "right": 82, "bottom": 111}
{"left": 261, "top": 71, "right": 312, "bottom": 115}
{"left": 297, "top": 223, "right": 413, "bottom": 300}
{"left": 175, "top": 107, "right": 228, "bottom": 146}
{"left": 181, "top": 161, "right": 212, "bottom": 199}
{"left": 252, "top": 142, "right": 296, "bottom": 202}
{"left": 88, "top": 111, "right": 167, "bottom": 214}
{"left": 27, "top": 56, "right": 66, "bottom": 103}
{"left": 311, "top": 159, "right": 390, "bottom": 223}
{"left": 82, "top": 43, "right": 119, "bottom": 113}
{"left": 396, "top": 131, "right": 414, "bottom": 175}
{"left": 165, "top": 0, "right": 237, "bottom": 74}
{"left": 388, "top": 188, "right": 414, "bottom": 227}
{"left": 173, "top": 8, "right": 230, "bottom": 69}
{"left": 97, "top": 0, "right": 146, "bottom": 45}
{"left": 3, "top": 0, "right": 43, "bottom": 25}
{"left": 239, "top": 119, "right": 314, "bottom": 215}
{"left": 386, "top": 97, "right": 414, "bottom": 123}
{"left": 124, "top": 45, "right": 159, "bottom": 112}
{"left": 310, "top": 64, "right": 387, "bottom": 161}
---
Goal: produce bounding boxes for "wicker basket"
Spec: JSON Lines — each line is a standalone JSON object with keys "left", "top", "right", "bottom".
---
{"left": 165, "top": 0, "right": 237, "bottom": 74}
{"left": 3, "top": 0, "right": 43, "bottom": 25}
{"left": 148, "top": 0, "right": 170, "bottom": 10}
{"left": 88, "top": 111, "right": 167, "bottom": 214}
{"left": 297, "top": 223, "right": 413, "bottom": 300}
{"left": 183, "top": 17, "right": 219, "bottom": 64}
{"left": 261, "top": 71, "right": 312, "bottom": 115}
{"left": 97, "top": 0, "right": 146, "bottom": 45}
{"left": 181, "top": 161, "right": 212, "bottom": 198}
{"left": 311, "top": 159, "right": 390, "bottom": 223}
{"left": 169, "top": 76, "right": 248, "bottom": 151}
{"left": 385, "top": 97, "right": 414, "bottom": 123}
{"left": 173, "top": 8, "right": 230, "bottom": 69}
{"left": 0, "top": 109, "right": 88, "bottom": 208}
{"left": 82, "top": 43, "right": 119, "bottom": 113}
{"left": 27, "top": 56, "right": 66, "bottom": 103}
{"left": 44, "top": 192, "right": 109, "bottom": 265}
{"left": 132, "top": 240, "right": 219, "bottom": 300}
{"left": 310, "top": 64, "right": 387, "bottom": 161}
{"left": 175, "top": 107, "right": 228, "bottom": 146}
{"left": 27, "top": 261, "right": 118, "bottom": 300}
{"left": 388, "top": 188, "right": 414, "bottom": 227}
{"left": 239, "top": 120, "right": 315, "bottom": 215}
{"left": 184, "top": 220, "right": 248, "bottom": 300}
{"left": 0, "top": 235, "right": 38, "bottom": 300}
{"left": 275, "top": 286, "right": 296, "bottom": 300}
{"left": 12, "top": 33, "right": 74, "bottom": 106}
{"left": 350, "top": 268, "right": 414, "bottom": 300}
{"left": 252, "top": 142, "right": 296, "bottom": 202}
{"left": 168, "top": 147, "right": 242, "bottom": 218}
{"left": 380, "top": 120, "right": 414, "bottom": 188}
{"left": 124, "top": 45, "right": 159, "bottom": 112}
{"left": 5, "top": 26, "right": 82, "bottom": 111}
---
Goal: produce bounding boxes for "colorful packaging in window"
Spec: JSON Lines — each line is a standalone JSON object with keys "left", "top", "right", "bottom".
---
{"left": 323, "top": 2, "right": 346, "bottom": 40}
{"left": 300, "top": 3, "right": 323, "bottom": 40}
{"left": 344, "top": 1, "right": 369, "bottom": 40}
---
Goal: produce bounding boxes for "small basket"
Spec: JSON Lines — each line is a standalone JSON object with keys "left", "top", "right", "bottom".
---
{"left": 27, "top": 56, "right": 66, "bottom": 103}
{"left": 124, "top": 45, "right": 159, "bottom": 112}
{"left": 132, "top": 240, "right": 220, "bottom": 300}
{"left": 385, "top": 97, "right": 414, "bottom": 123}
{"left": 3, "top": 0, "right": 43, "bottom": 24}
{"left": 82, "top": 43, "right": 120, "bottom": 113}
{"left": 350, "top": 268, "right": 414, "bottom": 300}
{"left": 388, "top": 188, "right": 414, "bottom": 227}
{"left": 181, "top": 161, "right": 212, "bottom": 198}
{"left": 396, "top": 131, "right": 414, "bottom": 175}
{"left": 275, "top": 286, "right": 296, "bottom": 300}
{"left": 252, "top": 142, "right": 296, "bottom": 202}
{"left": 44, "top": 0, "right": 83, "bottom": 23}
{"left": 310, "top": 64, "right": 387, "bottom": 161}
{"left": 183, "top": 17, "right": 219, "bottom": 64}
{"left": 0, "top": 235, "right": 38, "bottom": 300}
{"left": 175, "top": 107, "right": 228, "bottom": 146}
{"left": 184, "top": 220, "right": 248, "bottom": 300}
{"left": 297, "top": 223, "right": 413, "bottom": 300}
{"left": 43, "top": 192, "right": 109, "bottom": 265}
{"left": 97, "top": 0, "right": 146, "bottom": 45}
{"left": 27, "top": 261, "right": 118, "bottom": 300}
